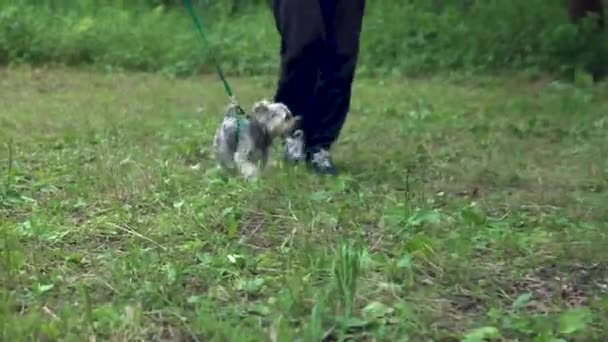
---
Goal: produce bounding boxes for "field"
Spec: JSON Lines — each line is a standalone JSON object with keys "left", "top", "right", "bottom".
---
{"left": 1, "top": 65, "right": 607, "bottom": 341}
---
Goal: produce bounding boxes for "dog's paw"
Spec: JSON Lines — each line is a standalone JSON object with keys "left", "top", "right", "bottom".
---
{"left": 239, "top": 162, "right": 260, "bottom": 181}
{"left": 244, "top": 175, "right": 260, "bottom": 183}
{"left": 243, "top": 169, "right": 261, "bottom": 183}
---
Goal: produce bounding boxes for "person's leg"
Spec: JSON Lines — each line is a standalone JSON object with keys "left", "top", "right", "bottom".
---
{"left": 272, "top": 0, "right": 324, "bottom": 162}
{"left": 306, "top": 0, "right": 366, "bottom": 174}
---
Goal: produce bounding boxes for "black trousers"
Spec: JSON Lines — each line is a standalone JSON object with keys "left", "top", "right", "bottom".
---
{"left": 272, "top": 0, "right": 366, "bottom": 151}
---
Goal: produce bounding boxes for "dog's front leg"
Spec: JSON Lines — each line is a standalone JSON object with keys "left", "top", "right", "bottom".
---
{"left": 234, "top": 151, "right": 260, "bottom": 182}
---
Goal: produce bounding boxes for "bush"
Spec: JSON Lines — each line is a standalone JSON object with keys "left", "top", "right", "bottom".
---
{"left": 0, "top": 0, "right": 606, "bottom": 79}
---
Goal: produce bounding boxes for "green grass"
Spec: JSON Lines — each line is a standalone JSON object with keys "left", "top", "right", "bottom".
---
{"left": 1, "top": 65, "right": 607, "bottom": 341}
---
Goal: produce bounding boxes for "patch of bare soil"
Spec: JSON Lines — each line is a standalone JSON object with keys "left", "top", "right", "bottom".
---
{"left": 238, "top": 211, "right": 271, "bottom": 248}
{"left": 504, "top": 262, "right": 608, "bottom": 313}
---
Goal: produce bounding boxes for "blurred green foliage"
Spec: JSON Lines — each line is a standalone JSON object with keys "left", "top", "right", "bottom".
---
{"left": 0, "top": 0, "right": 606, "bottom": 79}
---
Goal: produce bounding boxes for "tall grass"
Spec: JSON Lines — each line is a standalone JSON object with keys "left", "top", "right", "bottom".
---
{"left": 0, "top": 0, "right": 606, "bottom": 78}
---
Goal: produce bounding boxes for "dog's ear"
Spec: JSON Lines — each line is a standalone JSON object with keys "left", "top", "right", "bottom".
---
{"left": 252, "top": 99, "right": 271, "bottom": 114}
{"left": 293, "top": 129, "right": 304, "bottom": 139}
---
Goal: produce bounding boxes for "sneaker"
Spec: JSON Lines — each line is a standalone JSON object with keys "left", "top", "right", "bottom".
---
{"left": 307, "top": 147, "right": 338, "bottom": 175}
{"left": 283, "top": 129, "right": 306, "bottom": 163}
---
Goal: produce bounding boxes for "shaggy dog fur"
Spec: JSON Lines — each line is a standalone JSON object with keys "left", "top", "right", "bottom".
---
{"left": 213, "top": 99, "right": 300, "bottom": 180}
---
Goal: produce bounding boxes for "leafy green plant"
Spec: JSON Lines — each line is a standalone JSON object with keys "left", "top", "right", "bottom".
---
{"left": 332, "top": 242, "right": 363, "bottom": 317}
{"left": 1, "top": 0, "right": 607, "bottom": 78}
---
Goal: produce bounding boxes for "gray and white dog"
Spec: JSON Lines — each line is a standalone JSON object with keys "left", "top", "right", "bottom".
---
{"left": 213, "top": 99, "right": 300, "bottom": 180}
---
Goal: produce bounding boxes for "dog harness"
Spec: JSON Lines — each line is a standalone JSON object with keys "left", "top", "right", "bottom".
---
{"left": 235, "top": 117, "right": 247, "bottom": 145}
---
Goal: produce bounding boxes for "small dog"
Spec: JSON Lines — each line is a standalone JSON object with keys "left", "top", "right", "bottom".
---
{"left": 213, "top": 99, "right": 300, "bottom": 180}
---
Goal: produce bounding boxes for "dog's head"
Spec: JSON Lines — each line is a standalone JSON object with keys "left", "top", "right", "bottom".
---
{"left": 251, "top": 99, "right": 300, "bottom": 138}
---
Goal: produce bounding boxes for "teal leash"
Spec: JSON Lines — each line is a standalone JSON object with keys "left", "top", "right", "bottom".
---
{"left": 182, "top": 0, "right": 246, "bottom": 117}
{"left": 182, "top": 0, "right": 248, "bottom": 143}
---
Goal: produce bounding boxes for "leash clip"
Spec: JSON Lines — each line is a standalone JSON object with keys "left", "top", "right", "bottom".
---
{"left": 229, "top": 96, "right": 246, "bottom": 116}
